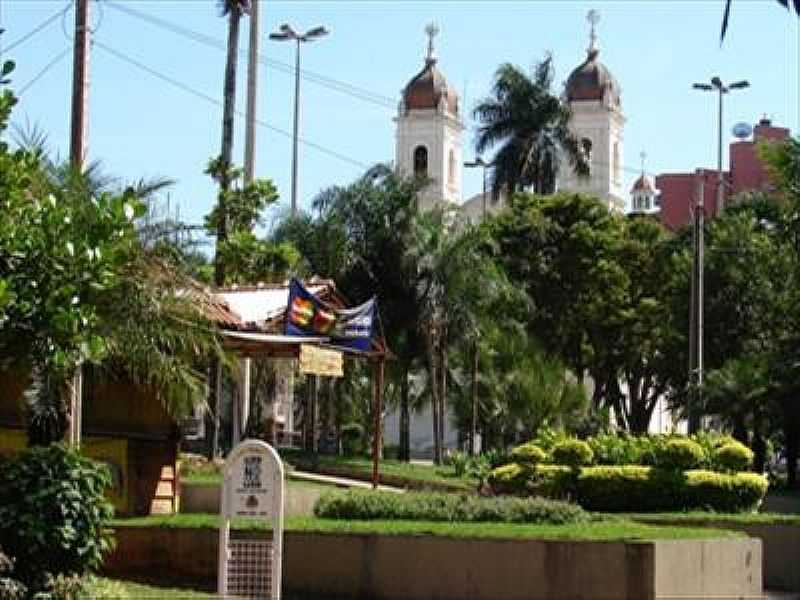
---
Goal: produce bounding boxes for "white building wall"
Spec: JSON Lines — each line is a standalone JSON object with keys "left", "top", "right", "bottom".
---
{"left": 395, "top": 109, "right": 463, "bottom": 211}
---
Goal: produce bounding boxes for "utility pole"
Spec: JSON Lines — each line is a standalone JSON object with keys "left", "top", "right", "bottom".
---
{"left": 688, "top": 178, "right": 705, "bottom": 433}
{"left": 243, "top": 0, "right": 260, "bottom": 183}
{"left": 69, "top": 0, "right": 90, "bottom": 167}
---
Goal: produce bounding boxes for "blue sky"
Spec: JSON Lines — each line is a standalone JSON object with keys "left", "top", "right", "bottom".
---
{"left": 4, "top": 0, "right": 799, "bottom": 239}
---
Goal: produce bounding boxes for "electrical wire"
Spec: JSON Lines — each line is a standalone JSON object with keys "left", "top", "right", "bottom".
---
{"left": 93, "top": 39, "right": 370, "bottom": 171}
{"left": 17, "top": 47, "right": 72, "bottom": 97}
{"left": 101, "top": 0, "right": 665, "bottom": 181}
{"left": 104, "top": 0, "right": 397, "bottom": 110}
{"left": 4, "top": 2, "right": 71, "bottom": 54}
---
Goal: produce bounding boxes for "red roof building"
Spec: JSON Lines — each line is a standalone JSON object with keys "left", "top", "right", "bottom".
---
{"left": 655, "top": 117, "right": 790, "bottom": 230}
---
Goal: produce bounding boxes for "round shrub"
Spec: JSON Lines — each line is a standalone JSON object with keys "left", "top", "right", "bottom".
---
{"left": 510, "top": 442, "right": 547, "bottom": 465}
{"left": 487, "top": 463, "right": 528, "bottom": 494}
{"left": 655, "top": 438, "right": 705, "bottom": 470}
{"left": 340, "top": 423, "right": 365, "bottom": 456}
{"left": 551, "top": 439, "right": 594, "bottom": 467}
{"left": 0, "top": 444, "right": 115, "bottom": 590}
{"left": 713, "top": 441, "right": 754, "bottom": 472}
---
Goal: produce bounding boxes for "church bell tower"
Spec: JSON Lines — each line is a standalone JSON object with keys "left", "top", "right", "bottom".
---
{"left": 395, "top": 24, "right": 464, "bottom": 211}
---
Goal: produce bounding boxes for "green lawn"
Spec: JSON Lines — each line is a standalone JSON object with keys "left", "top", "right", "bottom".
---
{"left": 112, "top": 513, "right": 742, "bottom": 541}
{"left": 619, "top": 511, "right": 800, "bottom": 525}
{"left": 181, "top": 450, "right": 475, "bottom": 492}
{"left": 89, "top": 578, "right": 215, "bottom": 599}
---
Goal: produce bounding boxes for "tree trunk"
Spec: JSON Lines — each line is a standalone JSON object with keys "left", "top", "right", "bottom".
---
{"left": 425, "top": 333, "right": 441, "bottom": 465}
{"left": 214, "top": 5, "right": 242, "bottom": 287}
{"left": 400, "top": 365, "right": 410, "bottom": 462}
{"left": 470, "top": 342, "right": 478, "bottom": 456}
{"left": 786, "top": 422, "right": 799, "bottom": 490}
{"left": 439, "top": 327, "right": 447, "bottom": 460}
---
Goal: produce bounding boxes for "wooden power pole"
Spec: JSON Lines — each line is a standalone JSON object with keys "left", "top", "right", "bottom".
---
{"left": 69, "top": 0, "right": 90, "bottom": 167}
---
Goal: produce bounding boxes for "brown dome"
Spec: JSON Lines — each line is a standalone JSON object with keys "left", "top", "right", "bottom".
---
{"left": 631, "top": 174, "right": 655, "bottom": 193}
{"left": 403, "top": 58, "right": 459, "bottom": 116}
{"left": 565, "top": 49, "right": 621, "bottom": 108}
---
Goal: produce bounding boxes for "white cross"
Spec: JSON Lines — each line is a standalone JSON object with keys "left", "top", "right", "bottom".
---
{"left": 587, "top": 9, "right": 600, "bottom": 53}
{"left": 425, "top": 22, "right": 439, "bottom": 62}
{"left": 640, "top": 150, "right": 647, "bottom": 174}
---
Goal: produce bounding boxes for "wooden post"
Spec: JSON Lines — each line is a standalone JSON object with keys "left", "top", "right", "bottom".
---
{"left": 371, "top": 359, "right": 385, "bottom": 489}
{"left": 68, "top": 366, "right": 83, "bottom": 447}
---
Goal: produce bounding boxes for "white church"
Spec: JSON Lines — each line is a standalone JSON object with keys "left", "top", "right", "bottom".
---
{"left": 384, "top": 14, "right": 667, "bottom": 457}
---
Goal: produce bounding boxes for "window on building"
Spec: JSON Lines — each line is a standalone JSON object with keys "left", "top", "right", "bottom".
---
{"left": 414, "top": 146, "right": 428, "bottom": 178}
{"left": 613, "top": 142, "right": 620, "bottom": 184}
{"left": 448, "top": 149, "right": 456, "bottom": 185}
{"left": 581, "top": 138, "right": 593, "bottom": 174}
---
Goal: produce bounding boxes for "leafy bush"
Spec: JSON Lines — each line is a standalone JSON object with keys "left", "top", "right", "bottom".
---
{"left": 575, "top": 466, "right": 767, "bottom": 512}
{"left": 314, "top": 489, "right": 587, "bottom": 525}
{"left": 509, "top": 442, "right": 547, "bottom": 465}
{"left": 0, "top": 548, "right": 26, "bottom": 600}
{"left": 551, "top": 439, "right": 594, "bottom": 467}
{"left": 341, "top": 423, "right": 365, "bottom": 456}
{"left": 487, "top": 463, "right": 529, "bottom": 494}
{"left": 482, "top": 448, "right": 511, "bottom": 469}
{"left": 446, "top": 450, "right": 470, "bottom": 476}
{"left": 713, "top": 441, "right": 754, "bottom": 472}
{"left": 655, "top": 438, "right": 705, "bottom": 470}
{"left": 531, "top": 426, "right": 568, "bottom": 451}
{"left": 0, "top": 444, "right": 115, "bottom": 590}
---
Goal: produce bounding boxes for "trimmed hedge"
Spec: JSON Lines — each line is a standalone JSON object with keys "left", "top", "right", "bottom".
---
{"left": 655, "top": 439, "right": 705, "bottom": 470}
{"left": 551, "top": 439, "right": 594, "bottom": 467}
{"left": 713, "top": 442, "right": 754, "bottom": 472}
{"left": 314, "top": 489, "right": 587, "bottom": 525}
{"left": 489, "top": 464, "right": 767, "bottom": 513}
{"left": 509, "top": 442, "right": 547, "bottom": 465}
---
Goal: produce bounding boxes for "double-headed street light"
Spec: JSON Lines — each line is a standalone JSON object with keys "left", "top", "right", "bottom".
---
{"left": 464, "top": 157, "right": 493, "bottom": 219}
{"left": 692, "top": 77, "right": 750, "bottom": 215}
{"left": 269, "top": 23, "right": 329, "bottom": 216}
{"left": 687, "top": 76, "right": 748, "bottom": 432}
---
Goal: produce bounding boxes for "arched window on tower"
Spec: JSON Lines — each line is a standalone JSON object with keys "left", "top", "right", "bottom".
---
{"left": 414, "top": 146, "right": 428, "bottom": 178}
{"left": 613, "top": 142, "right": 620, "bottom": 184}
{"left": 448, "top": 149, "right": 456, "bottom": 185}
{"left": 581, "top": 138, "right": 593, "bottom": 174}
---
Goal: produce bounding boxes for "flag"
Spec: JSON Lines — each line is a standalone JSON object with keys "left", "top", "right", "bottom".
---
{"left": 285, "top": 278, "right": 376, "bottom": 351}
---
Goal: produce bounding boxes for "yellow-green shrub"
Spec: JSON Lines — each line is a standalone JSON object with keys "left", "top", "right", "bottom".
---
{"left": 713, "top": 442, "right": 754, "bottom": 472}
{"left": 551, "top": 439, "right": 594, "bottom": 467}
{"left": 509, "top": 443, "right": 547, "bottom": 465}
{"left": 488, "top": 463, "right": 529, "bottom": 495}
{"left": 655, "top": 438, "right": 705, "bottom": 470}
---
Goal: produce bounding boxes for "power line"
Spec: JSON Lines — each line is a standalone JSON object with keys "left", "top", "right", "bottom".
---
{"left": 17, "top": 46, "right": 71, "bottom": 97}
{"left": 104, "top": 0, "right": 396, "bottom": 110}
{"left": 4, "top": 3, "right": 70, "bottom": 55}
{"left": 93, "top": 39, "right": 370, "bottom": 171}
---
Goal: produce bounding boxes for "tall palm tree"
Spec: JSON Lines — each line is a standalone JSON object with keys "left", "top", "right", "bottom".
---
{"left": 214, "top": 0, "right": 250, "bottom": 287}
{"left": 721, "top": 0, "right": 799, "bottom": 42}
{"left": 473, "top": 54, "right": 588, "bottom": 197}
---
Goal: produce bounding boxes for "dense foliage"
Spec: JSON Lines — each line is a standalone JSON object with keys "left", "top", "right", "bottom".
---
{"left": 488, "top": 463, "right": 767, "bottom": 513}
{"left": 314, "top": 489, "right": 587, "bottom": 525}
{"left": 0, "top": 445, "right": 115, "bottom": 591}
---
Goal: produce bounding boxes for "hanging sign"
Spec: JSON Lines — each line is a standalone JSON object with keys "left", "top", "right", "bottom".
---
{"left": 218, "top": 440, "right": 284, "bottom": 599}
{"left": 298, "top": 344, "right": 343, "bottom": 377}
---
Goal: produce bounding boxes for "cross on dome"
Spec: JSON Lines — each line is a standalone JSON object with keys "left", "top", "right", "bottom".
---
{"left": 587, "top": 9, "right": 600, "bottom": 55}
{"left": 640, "top": 150, "right": 647, "bottom": 175}
{"left": 425, "top": 22, "right": 439, "bottom": 63}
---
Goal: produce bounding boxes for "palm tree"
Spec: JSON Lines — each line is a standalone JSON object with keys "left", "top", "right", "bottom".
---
{"left": 473, "top": 54, "right": 588, "bottom": 197}
{"left": 214, "top": 0, "right": 250, "bottom": 287}
{"left": 721, "top": 0, "right": 799, "bottom": 42}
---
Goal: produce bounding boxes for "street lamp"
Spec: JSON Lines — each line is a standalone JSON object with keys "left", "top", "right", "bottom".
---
{"left": 687, "top": 76, "right": 748, "bottom": 433}
{"left": 464, "top": 157, "right": 492, "bottom": 220}
{"left": 692, "top": 77, "right": 749, "bottom": 216}
{"left": 269, "top": 23, "right": 329, "bottom": 216}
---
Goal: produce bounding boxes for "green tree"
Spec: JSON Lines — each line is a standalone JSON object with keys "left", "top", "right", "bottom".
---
{"left": 473, "top": 54, "right": 588, "bottom": 196}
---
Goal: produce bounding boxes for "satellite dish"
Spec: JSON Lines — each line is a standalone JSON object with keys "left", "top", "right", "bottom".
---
{"left": 732, "top": 122, "right": 753, "bottom": 140}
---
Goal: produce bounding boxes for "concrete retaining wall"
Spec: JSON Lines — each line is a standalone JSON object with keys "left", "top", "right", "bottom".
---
{"left": 104, "top": 526, "right": 761, "bottom": 599}
{"left": 639, "top": 518, "right": 800, "bottom": 593}
{"left": 181, "top": 482, "right": 320, "bottom": 517}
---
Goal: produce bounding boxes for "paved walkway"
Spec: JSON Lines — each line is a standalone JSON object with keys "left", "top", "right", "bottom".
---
{"left": 290, "top": 469, "right": 404, "bottom": 492}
